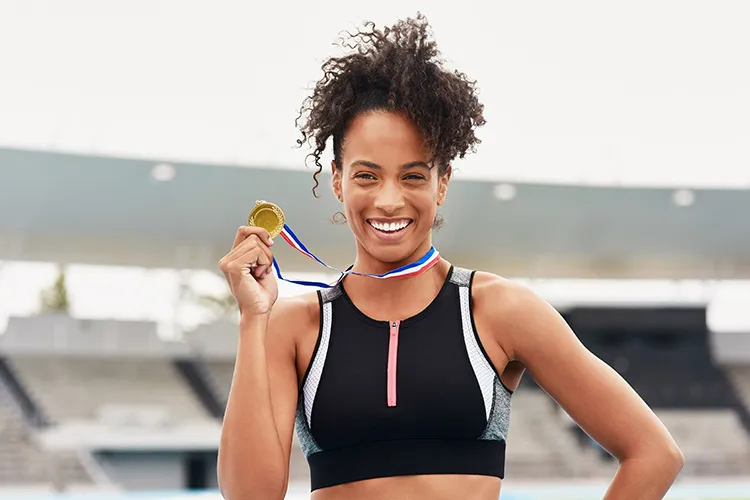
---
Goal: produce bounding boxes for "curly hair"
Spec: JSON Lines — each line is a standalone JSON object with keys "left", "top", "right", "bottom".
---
{"left": 295, "top": 13, "right": 486, "bottom": 197}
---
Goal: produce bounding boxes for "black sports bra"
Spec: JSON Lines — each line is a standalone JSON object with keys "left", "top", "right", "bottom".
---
{"left": 294, "top": 266, "right": 513, "bottom": 490}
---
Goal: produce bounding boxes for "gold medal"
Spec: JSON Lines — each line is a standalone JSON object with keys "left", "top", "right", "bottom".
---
{"left": 248, "top": 200, "right": 285, "bottom": 238}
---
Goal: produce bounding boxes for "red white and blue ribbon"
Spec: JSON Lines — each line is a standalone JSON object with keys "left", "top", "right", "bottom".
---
{"left": 272, "top": 224, "right": 440, "bottom": 288}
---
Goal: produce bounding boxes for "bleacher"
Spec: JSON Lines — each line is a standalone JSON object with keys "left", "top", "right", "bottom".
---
{"left": 183, "top": 320, "right": 238, "bottom": 406}
{"left": 515, "top": 308, "right": 750, "bottom": 478}
{"left": 505, "top": 390, "right": 610, "bottom": 478}
{"left": 656, "top": 410, "right": 750, "bottom": 476}
{"left": 9, "top": 358, "right": 210, "bottom": 424}
{"left": 0, "top": 316, "right": 213, "bottom": 425}
{"left": 0, "top": 374, "right": 92, "bottom": 487}
{"left": 201, "top": 360, "right": 235, "bottom": 406}
{"left": 727, "top": 366, "right": 750, "bottom": 415}
{"left": 1, "top": 309, "right": 750, "bottom": 491}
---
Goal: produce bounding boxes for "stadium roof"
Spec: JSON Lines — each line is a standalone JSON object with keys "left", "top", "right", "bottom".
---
{"left": 2, "top": 148, "right": 749, "bottom": 279}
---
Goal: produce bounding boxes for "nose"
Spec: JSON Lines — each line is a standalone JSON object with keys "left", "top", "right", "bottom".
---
{"left": 373, "top": 179, "right": 405, "bottom": 214}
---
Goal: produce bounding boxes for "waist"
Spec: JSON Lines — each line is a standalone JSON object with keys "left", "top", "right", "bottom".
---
{"left": 307, "top": 438, "right": 506, "bottom": 491}
{"left": 310, "top": 473, "right": 502, "bottom": 500}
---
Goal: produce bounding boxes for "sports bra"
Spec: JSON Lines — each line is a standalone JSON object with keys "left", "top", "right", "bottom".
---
{"left": 294, "top": 266, "right": 513, "bottom": 491}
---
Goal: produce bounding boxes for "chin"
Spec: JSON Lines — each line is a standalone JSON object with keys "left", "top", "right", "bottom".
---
{"left": 367, "top": 245, "right": 415, "bottom": 265}
{"left": 362, "top": 228, "right": 427, "bottom": 264}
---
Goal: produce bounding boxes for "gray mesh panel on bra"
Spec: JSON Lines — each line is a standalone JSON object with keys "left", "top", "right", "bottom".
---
{"left": 319, "top": 284, "right": 343, "bottom": 303}
{"left": 295, "top": 395, "right": 322, "bottom": 456}
{"left": 480, "top": 376, "right": 511, "bottom": 441}
{"left": 449, "top": 266, "right": 472, "bottom": 287}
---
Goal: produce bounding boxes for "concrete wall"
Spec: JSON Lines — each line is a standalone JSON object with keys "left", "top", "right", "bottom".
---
{"left": 711, "top": 330, "right": 750, "bottom": 364}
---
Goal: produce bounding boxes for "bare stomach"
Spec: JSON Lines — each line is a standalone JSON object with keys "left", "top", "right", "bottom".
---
{"left": 310, "top": 474, "right": 502, "bottom": 500}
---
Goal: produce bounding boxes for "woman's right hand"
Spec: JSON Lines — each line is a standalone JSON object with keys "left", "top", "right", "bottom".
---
{"left": 219, "top": 226, "right": 279, "bottom": 317}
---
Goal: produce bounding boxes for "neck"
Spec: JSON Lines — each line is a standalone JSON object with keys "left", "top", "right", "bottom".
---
{"left": 343, "top": 237, "right": 442, "bottom": 298}
{"left": 351, "top": 235, "right": 435, "bottom": 276}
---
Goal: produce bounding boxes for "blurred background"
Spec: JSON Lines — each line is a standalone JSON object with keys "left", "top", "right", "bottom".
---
{"left": 1, "top": 1, "right": 750, "bottom": 499}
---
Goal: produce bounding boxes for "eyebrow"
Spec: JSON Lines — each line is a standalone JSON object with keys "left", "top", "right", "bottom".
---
{"left": 349, "top": 160, "right": 433, "bottom": 170}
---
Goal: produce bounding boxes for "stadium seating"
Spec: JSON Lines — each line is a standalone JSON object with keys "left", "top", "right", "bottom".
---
{"left": 201, "top": 360, "right": 235, "bottom": 406}
{"left": 2, "top": 311, "right": 750, "bottom": 491}
{"left": 656, "top": 409, "right": 750, "bottom": 476}
{"left": 0, "top": 375, "right": 91, "bottom": 487}
{"left": 1, "top": 316, "right": 212, "bottom": 425}
{"left": 726, "top": 366, "right": 750, "bottom": 414}
{"left": 513, "top": 332, "right": 750, "bottom": 477}
{"left": 508, "top": 389, "right": 620, "bottom": 478}
{"left": 574, "top": 324, "right": 736, "bottom": 409}
{"left": 8, "top": 357, "right": 211, "bottom": 424}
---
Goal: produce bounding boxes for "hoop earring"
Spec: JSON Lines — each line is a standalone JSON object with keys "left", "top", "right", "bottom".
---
{"left": 331, "top": 211, "right": 348, "bottom": 224}
{"left": 432, "top": 212, "right": 445, "bottom": 230}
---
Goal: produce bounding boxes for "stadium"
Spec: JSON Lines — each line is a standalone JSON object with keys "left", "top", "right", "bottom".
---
{"left": 2, "top": 2, "right": 750, "bottom": 499}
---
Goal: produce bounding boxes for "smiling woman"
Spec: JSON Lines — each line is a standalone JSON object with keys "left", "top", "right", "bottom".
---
{"left": 216, "top": 13, "right": 684, "bottom": 500}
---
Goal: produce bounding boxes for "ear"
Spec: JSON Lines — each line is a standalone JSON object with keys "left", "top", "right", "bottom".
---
{"left": 331, "top": 160, "right": 343, "bottom": 201}
{"left": 437, "top": 165, "right": 451, "bottom": 206}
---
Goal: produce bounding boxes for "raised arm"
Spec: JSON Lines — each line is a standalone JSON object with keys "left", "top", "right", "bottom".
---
{"left": 482, "top": 275, "right": 684, "bottom": 500}
{"left": 216, "top": 226, "right": 303, "bottom": 500}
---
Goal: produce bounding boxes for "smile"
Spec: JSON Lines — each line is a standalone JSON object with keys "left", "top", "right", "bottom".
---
{"left": 367, "top": 219, "right": 413, "bottom": 234}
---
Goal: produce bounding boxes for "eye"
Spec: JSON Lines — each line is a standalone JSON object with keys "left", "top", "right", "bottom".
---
{"left": 354, "top": 172, "right": 377, "bottom": 180}
{"left": 404, "top": 173, "right": 426, "bottom": 181}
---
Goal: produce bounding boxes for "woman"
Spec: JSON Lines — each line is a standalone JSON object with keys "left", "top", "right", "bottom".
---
{"left": 217, "top": 14, "right": 683, "bottom": 500}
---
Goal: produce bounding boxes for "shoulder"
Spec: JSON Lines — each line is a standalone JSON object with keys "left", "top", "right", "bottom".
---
{"left": 470, "top": 271, "right": 526, "bottom": 303}
{"left": 272, "top": 290, "right": 320, "bottom": 315}
{"left": 470, "top": 270, "right": 544, "bottom": 318}
{"left": 470, "top": 270, "right": 561, "bottom": 361}
{"left": 267, "top": 291, "right": 321, "bottom": 345}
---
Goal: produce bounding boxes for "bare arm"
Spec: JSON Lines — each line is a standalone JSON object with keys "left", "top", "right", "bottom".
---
{"left": 215, "top": 226, "right": 306, "bottom": 500}
{"left": 483, "top": 276, "right": 684, "bottom": 499}
{"left": 217, "top": 299, "right": 303, "bottom": 500}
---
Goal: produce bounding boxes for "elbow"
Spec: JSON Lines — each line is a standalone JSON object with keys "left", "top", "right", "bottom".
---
{"left": 614, "top": 434, "right": 685, "bottom": 477}
{"left": 624, "top": 439, "right": 685, "bottom": 477}
{"left": 666, "top": 441, "right": 685, "bottom": 474}
{"left": 656, "top": 433, "right": 685, "bottom": 475}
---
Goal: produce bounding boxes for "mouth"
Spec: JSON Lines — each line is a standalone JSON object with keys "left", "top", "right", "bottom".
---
{"left": 366, "top": 218, "right": 413, "bottom": 235}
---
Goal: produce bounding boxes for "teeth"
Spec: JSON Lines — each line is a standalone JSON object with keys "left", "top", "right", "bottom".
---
{"left": 369, "top": 220, "right": 410, "bottom": 232}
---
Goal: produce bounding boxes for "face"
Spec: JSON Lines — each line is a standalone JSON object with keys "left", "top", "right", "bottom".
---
{"left": 331, "top": 110, "right": 450, "bottom": 266}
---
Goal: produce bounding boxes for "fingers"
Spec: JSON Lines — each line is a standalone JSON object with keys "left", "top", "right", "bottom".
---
{"left": 232, "top": 226, "right": 274, "bottom": 250}
{"left": 226, "top": 233, "right": 273, "bottom": 266}
{"left": 220, "top": 247, "right": 267, "bottom": 279}
{"left": 219, "top": 234, "right": 274, "bottom": 277}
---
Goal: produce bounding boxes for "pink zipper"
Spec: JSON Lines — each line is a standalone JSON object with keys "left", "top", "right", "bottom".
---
{"left": 387, "top": 320, "right": 400, "bottom": 407}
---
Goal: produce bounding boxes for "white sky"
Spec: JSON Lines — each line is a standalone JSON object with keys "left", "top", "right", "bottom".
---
{"left": 1, "top": 0, "right": 749, "bottom": 186}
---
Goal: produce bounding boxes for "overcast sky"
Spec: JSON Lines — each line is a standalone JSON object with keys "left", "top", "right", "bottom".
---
{"left": 1, "top": 0, "right": 749, "bottom": 187}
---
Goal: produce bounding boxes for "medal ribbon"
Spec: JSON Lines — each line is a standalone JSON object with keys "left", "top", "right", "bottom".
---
{"left": 271, "top": 223, "right": 440, "bottom": 288}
